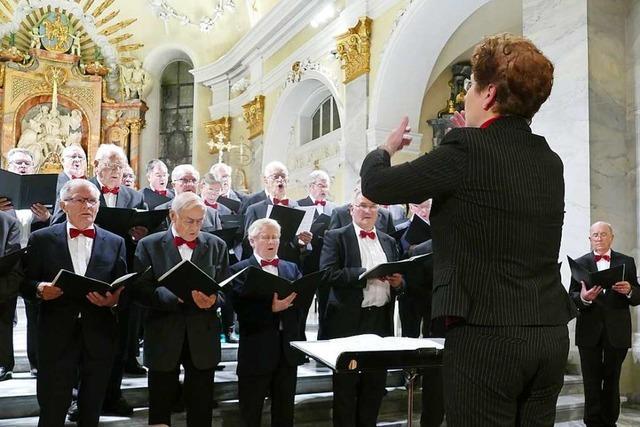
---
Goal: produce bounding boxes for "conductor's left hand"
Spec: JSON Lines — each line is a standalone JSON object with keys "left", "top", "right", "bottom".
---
{"left": 382, "top": 116, "right": 412, "bottom": 156}
{"left": 192, "top": 290, "right": 217, "bottom": 309}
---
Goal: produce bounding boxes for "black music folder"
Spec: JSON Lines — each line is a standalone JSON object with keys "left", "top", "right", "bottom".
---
{"left": 218, "top": 196, "right": 241, "bottom": 213}
{"left": 240, "top": 266, "right": 326, "bottom": 308}
{"left": 202, "top": 226, "right": 239, "bottom": 248}
{"left": 291, "top": 334, "right": 444, "bottom": 372}
{"left": 0, "top": 247, "right": 28, "bottom": 275}
{"left": 0, "top": 169, "right": 58, "bottom": 209}
{"left": 52, "top": 269, "right": 141, "bottom": 298}
{"left": 359, "top": 253, "right": 432, "bottom": 280}
{"left": 220, "top": 214, "right": 244, "bottom": 230}
{"left": 268, "top": 205, "right": 305, "bottom": 242}
{"left": 310, "top": 213, "right": 331, "bottom": 238}
{"left": 157, "top": 260, "right": 241, "bottom": 304}
{"left": 567, "top": 256, "right": 625, "bottom": 289}
{"left": 95, "top": 207, "right": 169, "bottom": 236}
{"left": 403, "top": 215, "right": 432, "bottom": 244}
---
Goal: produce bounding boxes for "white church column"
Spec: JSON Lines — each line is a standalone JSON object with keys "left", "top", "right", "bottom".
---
{"left": 342, "top": 74, "right": 369, "bottom": 196}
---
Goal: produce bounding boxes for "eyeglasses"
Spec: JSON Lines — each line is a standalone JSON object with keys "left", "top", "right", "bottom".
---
{"left": 64, "top": 198, "right": 99, "bottom": 207}
{"left": 9, "top": 159, "right": 33, "bottom": 166}
{"left": 174, "top": 178, "right": 198, "bottom": 184}
{"left": 591, "top": 232, "right": 610, "bottom": 239}
{"left": 353, "top": 203, "right": 378, "bottom": 211}
{"left": 312, "top": 182, "right": 329, "bottom": 189}
{"left": 257, "top": 235, "right": 280, "bottom": 241}
{"left": 267, "top": 173, "right": 288, "bottom": 181}
{"left": 64, "top": 154, "right": 85, "bottom": 160}
{"left": 100, "top": 162, "right": 124, "bottom": 171}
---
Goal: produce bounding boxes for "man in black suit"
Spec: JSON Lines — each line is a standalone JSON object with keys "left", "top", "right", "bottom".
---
{"left": 133, "top": 191, "right": 228, "bottom": 427}
{"left": 243, "top": 161, "right": 312, "bottom": 265}
{"left": 156, "top": 164, "right": 222, "bottom": 230}
{"left": 56, "top": 144, "right": 87, "bottom": 196}
{"left": 140, "top": 159, "right": 175, "bottom": 210}
{"left": 0, "top": 148, "right": 51, "bottom": 376}
{"left": 320, "top": 189, "right": 403, "bottom": 427}
{"left": 229, "top": 218, "right": 305, "bottom": 427}
{"left": 209, "top": 162, "right": 247, "bottom": 207}
{"left": 360, "top": 34, "right": 576, "bottom": 426}
{"left": 328, "top": 202, "right": 395, "bottom": 235}
{"left": 0, "top": 211, "right": 21, "bottom": 382}
{"left": 23, "top": 179, "right": 126, "bottom": 427}
{"left": 569, "top": 221, "right": 640, "bottom": 427}
{"left": 199, "top": 173, "right": 233, "bottom": 215}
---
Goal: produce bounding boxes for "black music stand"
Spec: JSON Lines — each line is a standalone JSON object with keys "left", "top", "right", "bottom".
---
{"left": 291, "top": 335, "right": 444, "bottom": 427}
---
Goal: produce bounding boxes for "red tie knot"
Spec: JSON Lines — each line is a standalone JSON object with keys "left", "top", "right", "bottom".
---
{"left": 359, "top": 230, "right": 376, "bottom": 240}
{"left": 260, "top": 258, "right": 279, "bottom": 267}
{"left": 101, "top": 186, "right": 119, "bottom": 195}
{"left": 594, "top": 254, "right": 610, "bottom": 262}
{"left": 273, "top": 198, "right": 289, "bottom": 206}
{"left": 314, "top": 199, "right": 326, "bottom": 206}
{"left": 174, "top": 236, "right": 197, "bottom": 249}
{"left": 155, "top": 190, "right": 168, "bottom": 197}
{"left": 205, "top": 201, "right": 218, "bottom": 209}
{"left": 69, "top": 228, "right": 96, "bottom": 239}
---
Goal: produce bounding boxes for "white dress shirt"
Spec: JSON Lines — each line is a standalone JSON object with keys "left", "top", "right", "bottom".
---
{"left": 353, "top": 223, "right": 390, "bottom": 308}
{"left": 254, "top": 253, "right": 279, "bottom": 276}
{"left": 172, "top": 226, "right": 194, "bottom": 261}
{"left": 96, "top": 177, "right": 117, "bottom": 208}
{"left": 15, "top": 209, "right": 33, "bottom": 248}
{"left": 66, "top": 222, "right": 94, "bottom": 276}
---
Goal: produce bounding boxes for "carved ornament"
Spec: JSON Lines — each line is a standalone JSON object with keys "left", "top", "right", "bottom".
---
{"left": 204, "top": 116, "right": 232, "bottom": 155}
{"left": 242, "top": 95, "right": 265, "bottom": 140}
{"left": 335, "top": 17, "right": 372, "bottom": 84}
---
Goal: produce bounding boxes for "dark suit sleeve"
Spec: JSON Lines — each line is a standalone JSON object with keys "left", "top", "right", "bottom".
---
{"left": 625, "top": 257, "right": 640, "bottom": 306}
{"left": 360, "top": 133, "right": 467, "bottom": 204}
{"left": 319, "top": 230, "right": 366, "bottom": 288}
{"left": 132, "top": 240, "right": 180, "bottom": 311}
{"left": 244, "top": 206, "right": 257, "bottom": 236}
{"left": 0, "top": 218, "right": 23, "bottom": 301}
{"left": 112, "top": 237, "right": 128, "bottom": 278}
{"left": 328, "top": 209, "right": 343, "bottom": 230}
{"left": 23, "top": 232, "right": 45, "bottom": 300}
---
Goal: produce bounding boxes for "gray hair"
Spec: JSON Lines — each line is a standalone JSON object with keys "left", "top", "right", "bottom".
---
{"left": 62, "top": 144, "right": 86, "bottom": 159}
{"left": 171, "top": 191, "right": 206, "bottom": 215}
{"left": 172, "top": 164, "right": 200, "bottom": 181}
{"left": 60, "top": 179, "right": 100, "bottom": 202}
{"left": 263, "top": 161, "right": 288, "bottom": 177}
{"left": 95, "top": 143, "right": 127, "bottom": 163}
{"left": 200, "top": 173, "right": 221, "bottom": 186}
{"left": 307, "top": 170, "right": 330, "bottom": 187}
{"left": 7, "top": 148, "right": 34, "bottom": 162}
{"left": 209, "top": 162, "right": 232, "bottom": 177}
{"left": 352, "top": 185, "right": 363, "bottom": 204}
{"left": 248, "top": 218, "right": 281, "bottom": 240}
{"left": 146, "top": 159, "right": 168, "bottom": 175}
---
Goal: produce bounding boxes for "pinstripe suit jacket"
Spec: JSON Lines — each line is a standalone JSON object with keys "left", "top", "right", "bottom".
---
{"left": 361, "top": 116, "right": 576, "bottom": 326}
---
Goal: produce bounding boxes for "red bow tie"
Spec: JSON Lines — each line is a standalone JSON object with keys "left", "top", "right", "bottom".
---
{"left": 174, "top": 236, "right": 197, "bottom": 249}
{"left": 71, "top": 175, "right": 86, "bottom": 180}
{"left": 260, "top": 258, "right": 279, "bottom": 267}
{"left": 594, "top": 254, "right": 610, "bottom": 262}
{"left": 69, "top": 228, "right": 96, "bottom": 239}
{"left": 101, "top": 186, "right": 119, "bottom": 195}
{"left": 314, "top": 199, "right": 326, "bottom": 206}
{"left": 205, "top": 201, "right": 218, "bottom": 209}
{"left": 273, "top": 198, "right": 289, "bottom": 206}
{"left": 359, "top": 230, "right": 376, "bottom": 239}
{"left": 155, "top": 190, "right": 168, "bottom": 197}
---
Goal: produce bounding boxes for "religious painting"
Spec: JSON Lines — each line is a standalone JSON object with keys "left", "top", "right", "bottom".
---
{"left": 39, "top": 12, "right": 73, "bottom": 53}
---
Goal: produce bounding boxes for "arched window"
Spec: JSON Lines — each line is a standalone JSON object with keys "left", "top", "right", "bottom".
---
{"left": 311, "top": 96, "right": 341, "bottom": 141}
{"left": 159, "top": 61, "right": 194, "bottom": 171}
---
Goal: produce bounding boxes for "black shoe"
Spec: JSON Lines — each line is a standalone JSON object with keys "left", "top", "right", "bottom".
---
{"left": 224, "top": 333, "right": 238, "bottom": 344}
{"left": 215, "top": 364, "right": 225, "bottom": 371}
{"left": 67, "top": 400, "right": 79, "bottom": 423}
{"left": 102, "top": 397, "right": 134, "bottom": 417}
{"left": 29, "top": 368, "right": 38, "bottom": 378}
{"left": 123, "top": 361, "right": 147, "bottom": 375}
{"left": 0, "top": 367, "right": 12, "bottom": 381}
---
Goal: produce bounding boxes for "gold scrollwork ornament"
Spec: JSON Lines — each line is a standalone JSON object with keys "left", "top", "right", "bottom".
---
{"left": 335, "top": 17, "right": 372, "bottom": 84}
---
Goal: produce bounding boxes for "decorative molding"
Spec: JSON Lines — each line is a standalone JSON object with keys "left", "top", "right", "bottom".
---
{"left": 335, "top": 17, "right": 372, "bottom": 84}
{"left": 242, "top": 95, "right": 264, "bottom": 140}
{"left": 284, "top": 58, "right": 320, "bottom": 88}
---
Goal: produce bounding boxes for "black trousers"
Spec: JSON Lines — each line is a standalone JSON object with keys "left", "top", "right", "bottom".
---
{"left": 238, "top": 358, "right": 298, "bottom": 427}
{"left": 316, "top": 285, "right": 330, "bottom": 340}
{"left": 420, "top": 366, "right": 444, "bottom": 427}
{"left": 578, "top": 342, "right": 628, "bottom": 427}
{"left": 443, "top": 324, "right": 568, "bottom": 427}
{"left": 148, "top": 339, "right": 215, "bottom": 427}
{"left": 398, "top": 295, "right": 429, "bottom": 338}
{"left": 24, "top": 297, "right": 39, "bottom": 369}
{"left": 0, "top": 296, "right": 17, "bottom": 370}
{"left": 37, "top": 319, "right": 115, "bottom": 427}
{"left": 332, "top": 305, "right": 390, "bottom": 427}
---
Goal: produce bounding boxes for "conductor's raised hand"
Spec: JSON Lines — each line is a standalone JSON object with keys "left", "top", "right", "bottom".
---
{"left": 272, "top": 292, "right": 297, "bottom": 313}
{"left": 580, "top": 281, "right": 602, "bottom": 302}
{"left": 192, "top": 290, "right": 217, "bottom": 309}
{"left": 450, "top": 110, "right": 466, "bottom": 128}
{"left": 612, "top": 280, "right": 632, "bottom": 296}
{"left": 382, "top": 116, "right": 412, "bottom": 156}
{"left": 87, "top": 287, "right": 124, "bottom": 307}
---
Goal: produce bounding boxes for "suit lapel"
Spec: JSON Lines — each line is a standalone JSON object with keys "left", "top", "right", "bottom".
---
{"left": 85, "top": 226, "right": 106, "bottom": 275}
{"left": 345, "top": 225, "right": 362, "bottom": 267}
{"left": 116, "top": 187, "right": 131, "bottom": 208}
{"left": 163, "top": 230, "right": 183, "bottom": 269}
{"left": 54, "top": 223, "right": 75, "bottom": 272}
{"left": 90, "top": 177, "right": 107, "bottom": 206}
{"left": 379, "top": 235, "right": 396, "bottom": 262}
{"left": 191, "top": 233, "right": 210, "bottom": 268}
